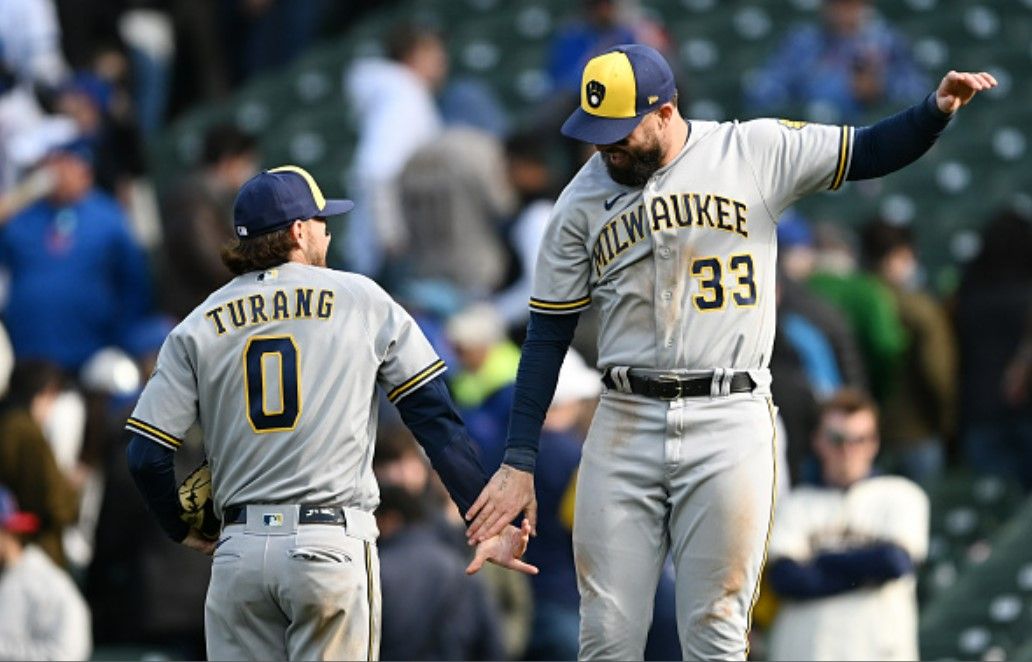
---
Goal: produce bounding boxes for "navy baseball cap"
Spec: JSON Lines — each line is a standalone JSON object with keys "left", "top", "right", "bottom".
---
{"left": 233, "top": 165, "right": 354, "bottom": 238}
{"left": 561, "top": 44, "right": 676, "bottom": 145}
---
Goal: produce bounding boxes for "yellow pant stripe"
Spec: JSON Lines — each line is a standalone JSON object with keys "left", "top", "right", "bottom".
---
{"left": 364, "top": 540, "right": 375, "bottom": 661}
{"left": 745, "top": 399, "right": 779, "bottom": 656}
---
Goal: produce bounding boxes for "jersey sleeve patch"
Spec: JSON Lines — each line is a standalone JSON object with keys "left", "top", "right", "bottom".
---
{"left": 829, "top": 125, "right": 854, "bottom": 191}
{"left": 528, "top": 295, "right": 592, "bottom": 314}
{"left": 387, "top": 359, "right": 447, "bottom": 403}
{"left": 125, "top": 417, "right": 183, "bottom": 451}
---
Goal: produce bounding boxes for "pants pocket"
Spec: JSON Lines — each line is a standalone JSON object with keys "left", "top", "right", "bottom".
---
{"left": 288, "top": 546, "right": 353, "bottom": 564}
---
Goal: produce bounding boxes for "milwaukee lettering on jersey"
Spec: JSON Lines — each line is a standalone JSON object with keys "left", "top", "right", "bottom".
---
{"left": 591, "top": 193, "right": 749, "bottom": 276}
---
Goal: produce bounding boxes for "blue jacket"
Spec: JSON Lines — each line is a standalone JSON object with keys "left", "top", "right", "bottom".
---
{"left": 0, "top": 191, "right": 151, "bottom": 370}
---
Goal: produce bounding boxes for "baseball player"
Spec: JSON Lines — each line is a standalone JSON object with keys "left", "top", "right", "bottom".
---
{"left": 464, "top": 44, "right": 995, "bottom": 659}
{"left": 124, "top": 166, "right": 536, "bottom": 661}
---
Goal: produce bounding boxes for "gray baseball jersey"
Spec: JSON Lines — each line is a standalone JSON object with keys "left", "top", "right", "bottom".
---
{"left": 534, "top": 117, "right": 853, "bottom": 660}
{"left": 126, "top": 262, "right": 445, "bottom": 517}
{"left": 531, "top": 119, "right": 852, "bottom": 374}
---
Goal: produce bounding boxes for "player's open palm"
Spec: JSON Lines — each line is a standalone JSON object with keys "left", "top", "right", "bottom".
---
{"left": 465, "top": 464, "right": 537, "bottom": 543}
{"left": 935, "top": 70, "right": 997, "bottom": 113}
{"left": 466, "top": 520, "right": 539, "bottom": 576}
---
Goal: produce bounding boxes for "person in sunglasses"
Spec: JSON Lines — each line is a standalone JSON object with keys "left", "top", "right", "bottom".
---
{"left": 764, "top": 388, "right": 928, "bottom": 660}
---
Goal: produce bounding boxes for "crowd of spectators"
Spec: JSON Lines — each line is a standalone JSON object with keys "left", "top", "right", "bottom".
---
{"left": 0, "top": 0, "right": 1030, "bottom": 660}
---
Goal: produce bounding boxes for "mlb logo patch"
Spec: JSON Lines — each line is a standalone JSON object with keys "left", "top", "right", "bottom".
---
{"left": 263, "top": 513, "right": 284, "bottom": 527}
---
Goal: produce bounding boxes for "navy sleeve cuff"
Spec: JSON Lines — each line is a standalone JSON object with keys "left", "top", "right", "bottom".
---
{"left": 125, "top": 433, "right": 189, "bottom": 542}
{"left": 501, "top": 447, "right": 538, "bottom": 473}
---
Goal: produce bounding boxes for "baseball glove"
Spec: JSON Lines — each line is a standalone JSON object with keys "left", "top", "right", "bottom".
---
{"left": 178, "top": 461, "right": 221, "bottom": 540}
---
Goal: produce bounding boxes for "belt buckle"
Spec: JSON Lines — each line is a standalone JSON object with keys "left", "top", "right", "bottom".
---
{"left": 656, "top": 375, "right": 683, "bottom": 400}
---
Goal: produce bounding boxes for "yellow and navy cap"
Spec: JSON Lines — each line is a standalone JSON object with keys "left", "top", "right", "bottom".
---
{"left": 562, "top": 44, "right": 676, "bottom": 145}
{"left": 232, "top": 165, "right": 354, "bottom": 238}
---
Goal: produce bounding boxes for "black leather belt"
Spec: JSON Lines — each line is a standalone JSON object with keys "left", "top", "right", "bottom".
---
{"left": 224, "top": 504, "right": 348, "bottom": 526}
{"left": 602, "top": 370, "right": 755, "bottom": 400}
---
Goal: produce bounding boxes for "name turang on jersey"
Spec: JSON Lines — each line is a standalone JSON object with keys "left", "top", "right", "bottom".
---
{"left": 203, "top": 285, "right": 335, "bottom": 335}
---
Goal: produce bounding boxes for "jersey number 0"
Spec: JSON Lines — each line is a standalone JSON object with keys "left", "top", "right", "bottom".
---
{"left": 243, "top": 335, "right": 301, "bottom": 433}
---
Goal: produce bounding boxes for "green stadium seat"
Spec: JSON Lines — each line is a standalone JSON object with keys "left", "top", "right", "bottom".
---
{"left": 921, "top": 491, "right": 1032, "bottom": 658}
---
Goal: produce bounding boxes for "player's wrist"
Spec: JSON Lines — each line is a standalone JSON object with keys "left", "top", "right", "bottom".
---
{"left": 501, "top": 449, "right": 537, "bottom": 474}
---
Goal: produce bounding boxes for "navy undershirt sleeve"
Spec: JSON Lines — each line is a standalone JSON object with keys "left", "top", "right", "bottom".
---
{"left": 502, "top": 311, "right": 580, "bottom": 473}
{"left": 846, "top": 92, "right": 953, "bottom": 181}
{"left": 814, "top": 542, "right": 915, "bottom": 584}
{"left": 768, "top": 543, "right": 915, "bottom": 600}
{"left": 396, "top": 375, "right": 490, "bottom": 514}
{"left": 125, "top": 434, "right": 190, "bottom": 542}
{"left": 767, "top": 557, "right": 858, "bottom": 600}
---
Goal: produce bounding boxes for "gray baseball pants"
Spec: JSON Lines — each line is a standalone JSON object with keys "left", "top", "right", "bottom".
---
{"left": 573, "top": 389, "right": 778, "bottom": 661}
{"left": 205, "top": 505, "right": 381, "bottom": 661}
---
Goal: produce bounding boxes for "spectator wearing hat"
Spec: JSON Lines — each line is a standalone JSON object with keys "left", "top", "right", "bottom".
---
{"left": 0, "top": 361, "right": 79, "bottom": 568}
{"left": 0, "top": 484, "right": 92, "bottom": 660}
{"left": 0, "top": 140, "right": 152, "bottom": 373}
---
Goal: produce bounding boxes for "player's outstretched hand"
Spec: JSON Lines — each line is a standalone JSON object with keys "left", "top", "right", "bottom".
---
{"left": 466, "top": 520, "right": 539, "bottom": 576}
{"left": 181, "top": 528, "right": 217, "bottom": 556}
{"left": 935, "top": 70, "right": 997, "bottom": 114}
{"left": 465, "top": 464, "right": 537, "bottom": 544}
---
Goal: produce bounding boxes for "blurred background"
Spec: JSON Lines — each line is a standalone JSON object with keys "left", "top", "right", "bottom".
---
{"left": 0, "top": 0, "right": 1029, "bottom": 659}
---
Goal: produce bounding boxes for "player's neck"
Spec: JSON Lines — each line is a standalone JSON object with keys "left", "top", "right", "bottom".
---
{"left": 661, "top": 116, "right": 690, "bottom": 167}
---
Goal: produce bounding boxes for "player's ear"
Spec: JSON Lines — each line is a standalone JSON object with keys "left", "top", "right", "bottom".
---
{"left": 288, "top": 219, "right": 306, "bottom": 245}
{"left": 656, "top": 102, "right": 675, "bottom": 126}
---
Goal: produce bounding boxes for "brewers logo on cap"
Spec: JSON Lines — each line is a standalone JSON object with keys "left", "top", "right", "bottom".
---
{"left": 586, "top": 80, "right": 606, "bottom": 108}
{"left": 561, "top": 44, "right": 676, "bottom": 145}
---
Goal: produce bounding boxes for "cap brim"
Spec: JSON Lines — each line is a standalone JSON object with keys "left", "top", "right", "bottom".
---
{"left": 561, "top": 107, "right": 644, "bottom": 145}
{"left": 318, "top": 199, "right": 355, "bottom": 218}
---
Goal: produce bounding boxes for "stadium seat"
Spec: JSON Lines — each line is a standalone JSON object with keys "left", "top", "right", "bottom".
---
{"left": 920, "top": 489, "right": 1032, "bottom": 659}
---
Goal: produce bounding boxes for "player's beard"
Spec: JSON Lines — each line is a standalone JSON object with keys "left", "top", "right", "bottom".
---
{"left": 600, "top": 135, "right": 665, "bottom": 187}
